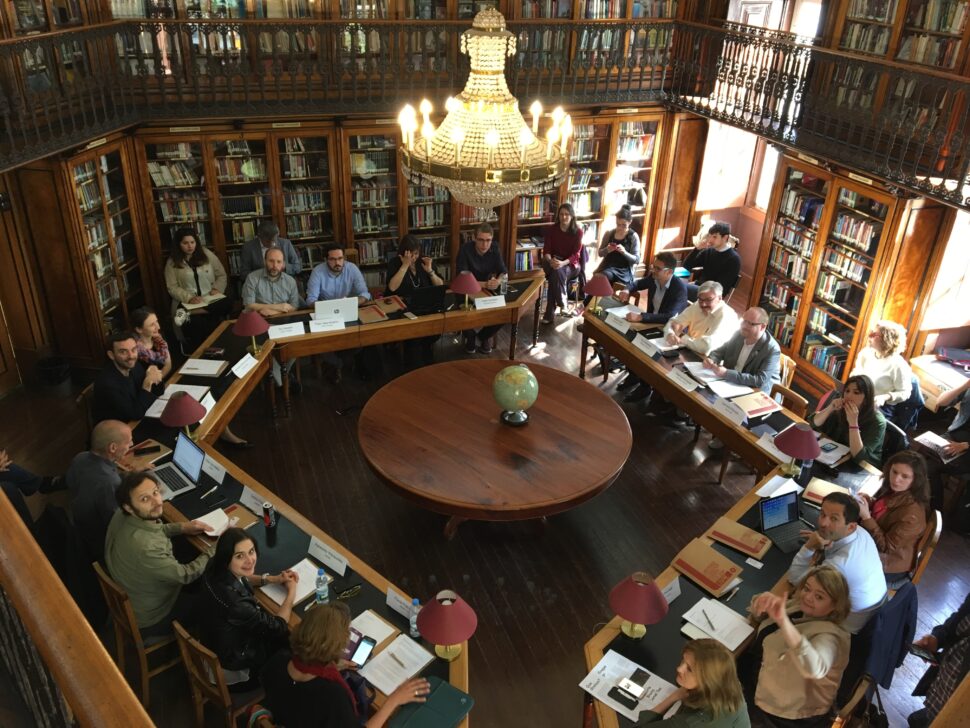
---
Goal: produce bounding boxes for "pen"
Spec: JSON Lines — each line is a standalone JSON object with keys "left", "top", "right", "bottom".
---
{"left": 724, "top": 586, "right": 740, "bottom": 603}
{"left": 389, "top": 652, "right": 406, "bottom": 669}
{"left": 446, "top": 303, "right": 455, "bottom": 311}
{"left": 701, "top": 608, "right": 715, "bottom": 631}
{"left": 200, "top": 485, "right": 219, "bottom": 499}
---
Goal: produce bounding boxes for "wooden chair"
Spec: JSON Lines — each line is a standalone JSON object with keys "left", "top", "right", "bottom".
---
{"left": 92, "top": 562, "right": 181, "bottom": 708}
{"left": 778, "top": 353, "right": 796, "bottom": 388}
{"left": 76, "top": 383, "right": 95, "bottom": 446}
{"left": 910, "top": 509, "right": 943, "bottom": 585}
{"left": 770, "top": 383, "right": 808, "bottom": 418}
{"left": 173, "top": 621, "right": 265, "bottom": 728}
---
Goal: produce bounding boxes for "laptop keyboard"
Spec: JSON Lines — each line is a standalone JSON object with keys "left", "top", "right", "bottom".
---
{"left": 767, "top": 521, "right": 805, "bottom": 552}
{"left": 157, "top": 467, "right": 188, "bottom": 492}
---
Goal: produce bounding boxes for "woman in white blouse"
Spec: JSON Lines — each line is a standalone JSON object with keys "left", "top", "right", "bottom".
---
{"left": 163, "top": 227, "right": 230, "bottom": 350}
{"left": 850, "top": 319, "right": 912, "bottom": 413}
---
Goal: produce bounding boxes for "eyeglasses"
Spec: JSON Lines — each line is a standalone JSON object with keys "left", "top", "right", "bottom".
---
{"left": 649, "top": 265, "right": 668, "bottom": 273}
{"left": 697, "top": 295, "right": 717, "bottom": 304}
{"left": 337, "top": 584, "right": 362, "bottom": 600}
{"left": 741, "top": 319, "right": 764, "bottom": 326}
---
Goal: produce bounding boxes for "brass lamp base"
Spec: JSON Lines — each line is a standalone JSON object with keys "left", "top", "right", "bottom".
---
{"left": 782, "top": 458, "right": 800, "bottom": 477}
{"left": 248, "top": 335, "right": 262, "bottom": 357}
{"left": 620, "top": 620, "right": 647, "bottom": 639}
{"left": 434, "top": 643, "right": 463, "bottom": 661}
{"left": 588, "top": 295, "right": 602, "bottom": 314}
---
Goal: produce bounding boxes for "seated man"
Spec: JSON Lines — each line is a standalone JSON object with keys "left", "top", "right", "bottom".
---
{"left": 683, "top": 221, "right": 741, "bottom": 300}
{"left": 920, "top": 378, "right": 970, "bottom": 512}
{"left": 614, "top": 251, "right": 689, "bottom": 401}
{"left": 239, "top": 220, "right": 302, "bottom": 278}
{"left": 788, "top": 492, "right": 888, "bottom": 634}
{"left": 65, "top": 419, "right": 132, "bottom": 564}
{"left": 104, "top": 470, "right": 209, "bottom": 636}
{"left": 703, "top": 307, "right": 781, "bottom": 395}
{"left": 663, "top": 280, "right": 739, "bottom": 356}
{"left": 92, "top": 330, "right": 164, "bottom": 424}
{"left": 455, "top": 223, "right": 508, "bottom": 354}
{"left": 242, "top": 248, "right": 303, "bottom": 387}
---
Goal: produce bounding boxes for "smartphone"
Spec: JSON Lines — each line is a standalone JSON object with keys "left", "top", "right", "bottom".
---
{"left": 403, "top": 312, "right": 418, "bottom": 320}
{"left": 820, "top": 442, "right": 839, "bottom": 453}
{"left": 351, "top": 636, "right": 377, "bottom": 666}
{"left": 908, "top": 645, "right": 939, "bottom": 665}
{"left": 133, "top": 445, "right": 162, "bottom": 456}
{"left": 607, "top": 685, "right": 639, "bottom": 710}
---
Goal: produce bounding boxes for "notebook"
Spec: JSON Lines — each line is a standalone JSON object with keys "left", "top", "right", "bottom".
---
{"left": 154, "top": 432, "right": 205, "bottom": 501}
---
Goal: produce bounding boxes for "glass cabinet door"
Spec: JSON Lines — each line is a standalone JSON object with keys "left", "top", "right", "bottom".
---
{"left": 211, "top": 138, "right": 272, "bottom": 276}
{"left": 145, "top": 141, "right": 212, "bottom": 268}
{"left": 277, "top": 135, "right": 335, "bottom": 272}
{"left": 568, "top": 121, "right": 611, "bottom": 273}
{"left": 609, "top": 118, "right": 658, "bottom": 247}
{"left": 348, "top": 132, "right": 398, "bottom": 291}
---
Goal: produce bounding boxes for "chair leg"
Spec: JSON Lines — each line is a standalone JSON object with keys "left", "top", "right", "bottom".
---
{"left": 717, "top": 450, "right": 731, "bottom": 484}
{"left": 114, "top": 624, "right": 126, "bottom": 674}
{"left": 193, "top": 689, "right": 206, "bottom": 728}
{"left": 693, "top": 424, "right": 702, "bottom": 443}
{"left": 139, "top": 648, "right": 151, "bottom": 707}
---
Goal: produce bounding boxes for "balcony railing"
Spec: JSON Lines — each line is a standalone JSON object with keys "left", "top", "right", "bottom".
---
{"left": 0, "top": 18, "right": 968, "bottom": 210}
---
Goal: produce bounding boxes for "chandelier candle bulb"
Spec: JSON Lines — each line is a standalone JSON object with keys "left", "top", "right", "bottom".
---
{"left": 485, "top": 128, "right": 499, "bottom": 168}
{"left": 419, "top": 99, "right": 432, "bottom": 125}
{"left": 560, "top": 115, "right": 572, "bottom": 154}
{"left": 530, "top": 101, "right": 542, "bottom": 134}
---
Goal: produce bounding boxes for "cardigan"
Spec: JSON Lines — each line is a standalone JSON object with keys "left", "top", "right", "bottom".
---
{"left": 164, "top": 248, "right": 228, "bottom": 305}
{"left": 850, "top": 347, "right": 913, "bottom": 406}
{"left": 860, "top": 490, "right": 928, "bottom": 575}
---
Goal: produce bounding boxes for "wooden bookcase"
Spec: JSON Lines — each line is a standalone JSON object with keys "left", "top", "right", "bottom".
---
{"left": 750, "top": 153, "right": 948, "bottom": 395}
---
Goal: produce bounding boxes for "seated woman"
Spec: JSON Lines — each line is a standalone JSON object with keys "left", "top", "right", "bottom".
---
{"left": 857, "top": 450, "right": 929, "bottom": 589}
{"left": 164, "top": 227, "right": 231, "bottom": 351}
{"left": 637, "top": 638, "right": 749, "bottom": 726}
{"left": 199, "top": 528, "right": 297, "bottom": 690}
{"left": 849, "top": 320, "right": 913, "bottom": 417}
{"left": 594, "top": 204, "right": 640, "bottom": 289}
{"left": 746, "top": 565, "right": 851, "bottom": 728}
{"left": 385, "top": 234, "right": 443, "bottom": 367}
{"left": 261, "top": 601, "right": 430, "bottom": 728}
{"left": 809, "top": 374, "right": 886, "bottom": 466}
{"left": 540, "top": 202, "right": 584, "bottom": 323}
{"left": 131, "top": 307, "right": 172, "bottom": 380}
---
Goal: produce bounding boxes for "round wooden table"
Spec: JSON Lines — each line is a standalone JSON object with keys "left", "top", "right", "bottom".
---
{"left": 358, "top": 359, "right": 632, "bottom": 538}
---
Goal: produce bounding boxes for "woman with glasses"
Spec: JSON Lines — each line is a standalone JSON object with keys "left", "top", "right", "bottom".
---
{"left": 849, "top": 320, "right": 913, "bottom": 416}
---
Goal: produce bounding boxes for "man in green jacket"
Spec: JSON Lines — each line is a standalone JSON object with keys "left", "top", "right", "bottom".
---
{"left": 105, "top": 470, "right": 209, "bottom": 636}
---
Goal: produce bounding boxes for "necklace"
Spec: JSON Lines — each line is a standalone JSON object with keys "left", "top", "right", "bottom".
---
{"left": 407, "top": 267, "right": 420, "bottom": 288}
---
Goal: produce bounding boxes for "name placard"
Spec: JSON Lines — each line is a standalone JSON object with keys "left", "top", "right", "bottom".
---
{"left": 713, "top": 397, "right": 747, "bottom": 426}
{"left": 308, "top": 536, "right": 349, "bottom": 576}
{"left": 231, "top": 353, "right": 258, "bottom": 379}
{"left": 474, "top": 295, "right": 506, "bottom": 310}
{"left": 268, "top": 322, "right": 306, "bottom": 340}
{"left": 309, "top": 317, "right": 345, "bottom": 333}
{"left": 661, "top": 575, "right": 682, "bottom": 604}
{"left": 667, "top": 367, "right": 699, "bottom": 392}
{"left": 201, "top": 454, "right": 226, "bottom": 484}
{"left": 239, "top": 486, "right": 264, "bottom": 516}
{"left": 606, "top": 314, "right": 631, "bottom": 334}
{"left": 632, "top": 334, "right": 658, "bottom": 356}
{"left": 386, "top": 585, "right": 413, "bottom": 619}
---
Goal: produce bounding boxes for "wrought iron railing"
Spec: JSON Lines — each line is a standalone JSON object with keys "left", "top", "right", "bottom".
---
{"left": 0, "top": 18, "right": 968, "bottom": 209}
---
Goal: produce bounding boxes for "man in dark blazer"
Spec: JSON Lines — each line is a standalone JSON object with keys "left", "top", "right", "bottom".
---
{"left": 615, "top": 251, "right": 690, "bottom": 402}
{"left": 92, "top": 330, "right": 163, "bottom": 424}
{"left": 702, "top": 306, "right": 781, "bottom": 394}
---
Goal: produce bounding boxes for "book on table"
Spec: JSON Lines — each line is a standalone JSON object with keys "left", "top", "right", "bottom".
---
{"left": 672, "top": 538, "right": 743, "bottom": 598}
{"left": 709, "top": 516, "right": 771, "bottom": 559}
{"left": 730, "top": 390, "right": 783, "bottom": 417}
{"left": 181, "top": 293, "right": 226, "bottom": 311}
{"left": 803, "top": 477, "right": 850, "bottom": 506}
{"left": 178, "top": 358, "right": 229, "bottom": 377}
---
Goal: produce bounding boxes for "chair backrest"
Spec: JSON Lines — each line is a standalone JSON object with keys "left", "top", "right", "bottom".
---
{"left": 92, "top": 561, "right": 141, "bottom": 646}
{"left": 778, "top": 353, "right": 796, "bottom": 388}
{"left": 76, "top": 383, "right": 95, "bottom": 446}
{"left": 173, "top": 620, "right": 233, "bottom": 709}
{"left": 910, "top": 509, "right": 943, "bottom": 584}
{"left": 882, "top": 420, "right": 910, "bottom": 461}
{"left": 770, "top": 383, "right": 808, "bottom": 418}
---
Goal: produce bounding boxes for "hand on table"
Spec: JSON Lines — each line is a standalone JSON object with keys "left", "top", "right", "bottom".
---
{"left": 943, "top": 441, "right": 969, "bottom": 458}
{"left": 625, "top": 312, "right": 643, "bottom": 323}
{"left": 485, "top": 276, "right": 500, "bottom": 291}
{"left": 703, "top": 358, "right": 727, "bottom": 377}
{"left": 388, "top": 677, "right": 431, "bottom": 708}
{"left": 182, "top": 520, "right": 210, "bottom": 536}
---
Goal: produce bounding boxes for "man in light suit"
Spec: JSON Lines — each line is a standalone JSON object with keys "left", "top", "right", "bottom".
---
{"left": 703, "top": 306, "right": 781, "bottom": 448}
{"left": 615, "top": 251, "right": 690, "bottom": 402}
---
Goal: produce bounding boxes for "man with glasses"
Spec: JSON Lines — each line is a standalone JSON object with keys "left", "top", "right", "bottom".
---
{"left": 614, "top": 252, "right": 689, "bottom": 401}
{"left": 455, "top": 223, "right": 508, "bottom": 354}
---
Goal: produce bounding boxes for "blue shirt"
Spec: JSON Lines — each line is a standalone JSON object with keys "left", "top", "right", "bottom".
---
{"left": 305, "top": 261, "right": 371, "bottom": 304}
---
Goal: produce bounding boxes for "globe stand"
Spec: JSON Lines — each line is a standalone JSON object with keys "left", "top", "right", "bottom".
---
{"left": 500, "top": 409, "right": 529, "bottom": 427}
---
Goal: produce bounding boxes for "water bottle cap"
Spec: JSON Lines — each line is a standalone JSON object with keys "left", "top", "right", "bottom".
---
{"left": 318, "top": 568, "right": 325, "bottom": 575}
{"left": 412, "top": 597, "right": 420, "bottom": 605}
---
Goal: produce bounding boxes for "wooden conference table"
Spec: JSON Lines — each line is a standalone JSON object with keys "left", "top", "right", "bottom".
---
{"left": 268, "top": 276, "right": 546, "bottom": 413}
{"left": 578, "top": 310, "right": 805, "bottom": 478}
{"left": 131, "top": 321, "right": 470, "bottom": 724}
{"left": 357, "top": 359, "right": 633, "bottom": 538}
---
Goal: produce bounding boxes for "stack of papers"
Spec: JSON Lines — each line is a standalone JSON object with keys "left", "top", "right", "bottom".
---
{"left": 197, "top": 508, "right": 230, "bottom": 538}
{"left": 579, "top": 650, "right": 679, "bottom": 722}
{"left": 816, "top": 438, "right": 851, "bottom": 466}
{"left": 179, "top": 358, "right": 228, "bottom": 377}
{"left": 708, "top": 379, "right": 755, "bottom": 399}
{"left": 351, "top": 610, "right": 398, "bottom": 648}
{"left": 144, "top": 384, "right": 212, "bottom": 418}
{"left": 359, "top": 634, "right": 434, "bottom": 695}
{"left": 683, "top": 361, "right": 723, "bottom": 384}
{"left": 682, "top": 598, "right": 754, "bottom": 650}
{"left": 259, "top": 558, "right": 330, "bottom": 606}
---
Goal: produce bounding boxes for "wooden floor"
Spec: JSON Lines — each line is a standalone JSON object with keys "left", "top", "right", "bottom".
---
{"left": 2, "top": 310, "right": 968, "bottom": 727}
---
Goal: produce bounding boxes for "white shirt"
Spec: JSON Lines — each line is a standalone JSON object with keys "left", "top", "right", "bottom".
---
{"left": 735, "top": 341, "right": 756, "bottom": 372}
{"left": 849, "top": 347, "right": 912, "bottom": 405}
{"left": 663, "top": 301, "right": 739, "bottom": 356}
{"left": 788, "top": 528, "right": 887, "bottom": 634}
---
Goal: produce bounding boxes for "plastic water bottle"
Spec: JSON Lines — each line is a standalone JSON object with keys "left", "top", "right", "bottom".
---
{"left": 499, "top": 273, "right": 509, "bottom": 295}
{"left": 315, "top": 568, "right": 330, "bottom": 605}
{"left": 409, "top": 598, "right": 421, "bottom": 638}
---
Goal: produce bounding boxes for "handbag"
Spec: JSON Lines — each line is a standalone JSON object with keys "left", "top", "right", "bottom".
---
{"left": 839, "top": 685, "right": 889, "bottom": 728}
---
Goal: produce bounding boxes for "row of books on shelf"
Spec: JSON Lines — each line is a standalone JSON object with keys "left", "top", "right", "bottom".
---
{"left": 780, "top": 189, "right": 824, "bottom": 228}
{"left": 222, "top": 140, "right": 255, "bottom": 155}
{"left": 284, "top": 185, "right": 329, "bottom": 213}
{"left": 409, "top": 204, "right": 447, "bottom": 228}
{"left": 830, "top": 212, "right": 880, "bottom": 252}
{"left": 583, "top": 219, "right": 600, "bottom": 245}
{"left": 815, "top": 271, "right": 858, "bottom": 308}
{"left": 584, "top": 0, "right": 623, "bottom": 18}
{"left": 147, "top": 161, "right": 200, "bottom": 188}
{"left": 845, "top": 0, "right": 898, "bottom": 23}
{"left": 569, "top": 191, "right": 602, "bottom": 217}
{"left": 569, "top": 167, "right": 600, "bottom": 190}
{"left": 802, "top": 335, "right": 849, "bottom": 379}
{"left": 616, "top": 135, "right": 656, "bottom": 162}
{"left": 515, "top": 248, "right": 542, "bottom": 272}
{"left": 352, "top": 179, "right": 395, "bottom": 207}
{"left": 768, "top": 246, "right": 809, "bottom": 285}
{"left": 95, "top": 278, "right": 121, "bottom": 310}
{"left": 156, "top": 191, "right": 208, "bottom": 222}
{"left": 414, "top": 234, "right": 449, "bottom": 258}
{"left": 352, "top": 210, "right": 394, "bottom": 234}
{"left": 632, "top": 0, "right": 678, "bottom": 17}
{"left": 229, "top": 220, "right": 258, "bottom": 244}
{"left": 835, "top": 85, "right": 875, "bottom": 109}
{"left": 227, "top": 249, "right": 243, "bottom": 276}
{"left": 356, "top": 237, "right": 396, "bottom": 264}
{"left": 837, "top": 189, "right": 890, "bottom": 218}
{"left": 286, "top": 213, "right": 330, "bottom": 240}
{"left": 281, "top": 153, "right": 329, "bottom": 180}
{"left": 806, "top": 309, "right": 852, "bottom": 346}
{"left": 906, "top": 0, "right": 968, "bottom": 33}
{"left": 409, "top": 185, "right": 450, "bottom": 204}
{"left": 75, "top": 177, "right": 103, "bottom": 213}
{"left": 521, "top": 0, "right": 572, "bottom": 18}
{"left": 153, "top": 143, "right": 195, "bottom": 160}
{"left": 773, "top": 220, "right": 816, "bottom": 256}
{"left": 221, "top": 194, "right": 270, "bottom": 218}
{"left": 570, "top": 140, "right": 604, "bottom": 164}
{"left": 897, "top": 34, "right": 963, "bottom": 66}
{"left": 90, "top": 247, "right": 114, "bottom": 279}
{"left": 517, "top": 196, "right": 556, "bottom": 221}
{"left": 767, "top": 312, "right": 796, "bottom": 348}
{"left": 821, "top": 248, "right": 870, "bottom": 283}
{"left": 841, "top": 23, "right": 892, "bottom": 54}
{"left": 84, "top": 217, "right": 109, "bottom": 250}
{"left": 762, "top": 279, "right": 801, "bottom": 312}
{"left": 215, "top": 157, "right": 267, "bottom": 183}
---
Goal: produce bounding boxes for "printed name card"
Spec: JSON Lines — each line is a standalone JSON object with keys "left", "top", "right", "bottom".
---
{"left": 661, "top": 575, "right": 682, "bottom": 605}
{"left": 632, "top": 334, "right": 658, "bottom": 356}
{"left": 201, "top": 454, "right": 226, "bottom": 484}
{"left": 309, "top": 316, "right": 345, "bottom": 333}
{"left": 239, "top": 486, "right": 265, "bottom": 516}
{"left": 231, "top": 353, "right": 258, "bottom": 379}
{"left": 713, "top": 397, "right": 747, "bottom": 426}
{"left": 308, "top": 536, "right": 349, "bottom": 576}
{"left": 386, "top": 585, "right": 413, "bottom": 619}
{"left": 268, "top": 322, "right": 306, "bottom": 340}
{"left": 606, "top": 314, "right": 631, "bottom": 334}
{"left": 474, "top": 295, "right": 506, "bottom": 310}
{"left": 667, "top": 367, "right": 699, "bottom": 392}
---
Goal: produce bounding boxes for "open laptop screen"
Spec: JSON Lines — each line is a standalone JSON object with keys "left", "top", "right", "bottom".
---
{"left": 172, "top": 432, "right": 205, "bottom": 483}
{"left": 760, "top": 490, "right": 799, "bottom": 531}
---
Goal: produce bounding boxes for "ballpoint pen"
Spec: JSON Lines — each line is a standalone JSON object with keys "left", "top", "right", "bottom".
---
{"left": 724, "top": 586, "right": 740, "bottom": 603}
{"left": 389, "top": 652, "right": 406, "bottom": 669}
{"left": 701, "top": 608, "right": 715, "bottom": 631}
{"left": 199, "top": 485, "right": 219, "bottom": 499}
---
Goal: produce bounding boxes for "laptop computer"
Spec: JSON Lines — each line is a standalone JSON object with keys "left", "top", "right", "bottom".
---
{"left": 154, "top": 432, "right": 205, "bottom": 501}
{"left": 313, "top": 297, "right": 358, "bottom": 323}
{"left": 405, "top": 285, "right": 447, "bottom": 315}
{"left": 759, "top": 490, "right": 806, "bottom": 553}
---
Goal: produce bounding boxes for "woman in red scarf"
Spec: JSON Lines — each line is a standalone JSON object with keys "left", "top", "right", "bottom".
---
{"left": 260, "top": 601, "right": 430, "bottom": 727}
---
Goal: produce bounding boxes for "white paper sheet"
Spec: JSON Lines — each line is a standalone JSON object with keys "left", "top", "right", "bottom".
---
{"left": 359, "top": 634, "right": 434, "bottom": 695}
{"left": 756, "top": 474, "right": 803, "bottom": 498}
{"left": 756, "top": 433, "right": 791, "bottom": 462}
{"left": 164, "top": 383, "right": 211, "bottom": 400}
{"left": 707, "top": 379, "right": 755, "bottom": 399}
{"left": 351, "top": 609, "right": 397, "bottom": 646}
{"left": 682, "top": 598, "right": 754, "bottom": 651}
{"left": 603, "top": 303, "right": 642, "bottom": 318}
{"left": 259, "top": 558, "right": 328, "bottom": 606}
{"left": 579, "top": 650, "right": 679, "bottom": 722}
{"left": 816, "top": 438, "right": 850, "bottom": 466}
{"left": 197, "top": 508, "right": 229, "bottom": 538}
{"left": 683, "top": 361, "right": 722, "bottom": 383}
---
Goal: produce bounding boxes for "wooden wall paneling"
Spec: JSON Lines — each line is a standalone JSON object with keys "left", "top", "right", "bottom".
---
{"left": 0, "top": 292, "right": 20, "bottom": 393}
{"left": 651, "top": 111, "right": 707, "bottom": 254}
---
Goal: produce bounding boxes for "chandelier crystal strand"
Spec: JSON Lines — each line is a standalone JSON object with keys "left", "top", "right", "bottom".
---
{"left": 399, "top": 8, "right": 570, "bottom": 218}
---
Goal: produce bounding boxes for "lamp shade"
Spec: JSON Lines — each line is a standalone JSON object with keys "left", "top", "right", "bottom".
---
{"left": 232, "top": 310, "right": 270, "bottom": 337}
{"left": 774, "top": 423, "right": 822, "bottom": 460}
{"left": 609, "top": 572, "right": 669, "bottom": 625}
{"left": 451, "top": 271, "right": 482, "bottom": 296}
{"left": 584, "top": 273, "right": 614, "bottom": 298}
{"left": 159, "top": 392, "right": 206, "bottom": 428}
{"left": 416, "top": 589, "right": 478, "bottom": 645}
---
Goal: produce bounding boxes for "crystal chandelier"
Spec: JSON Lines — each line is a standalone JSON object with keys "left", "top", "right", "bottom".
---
{"left": 398, "top": 8, "right": 571, "bottom": 217}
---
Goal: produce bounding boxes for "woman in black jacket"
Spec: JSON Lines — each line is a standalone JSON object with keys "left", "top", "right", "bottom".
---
{"left": 199, "top": 527, "right": 298, "bottom": 690}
